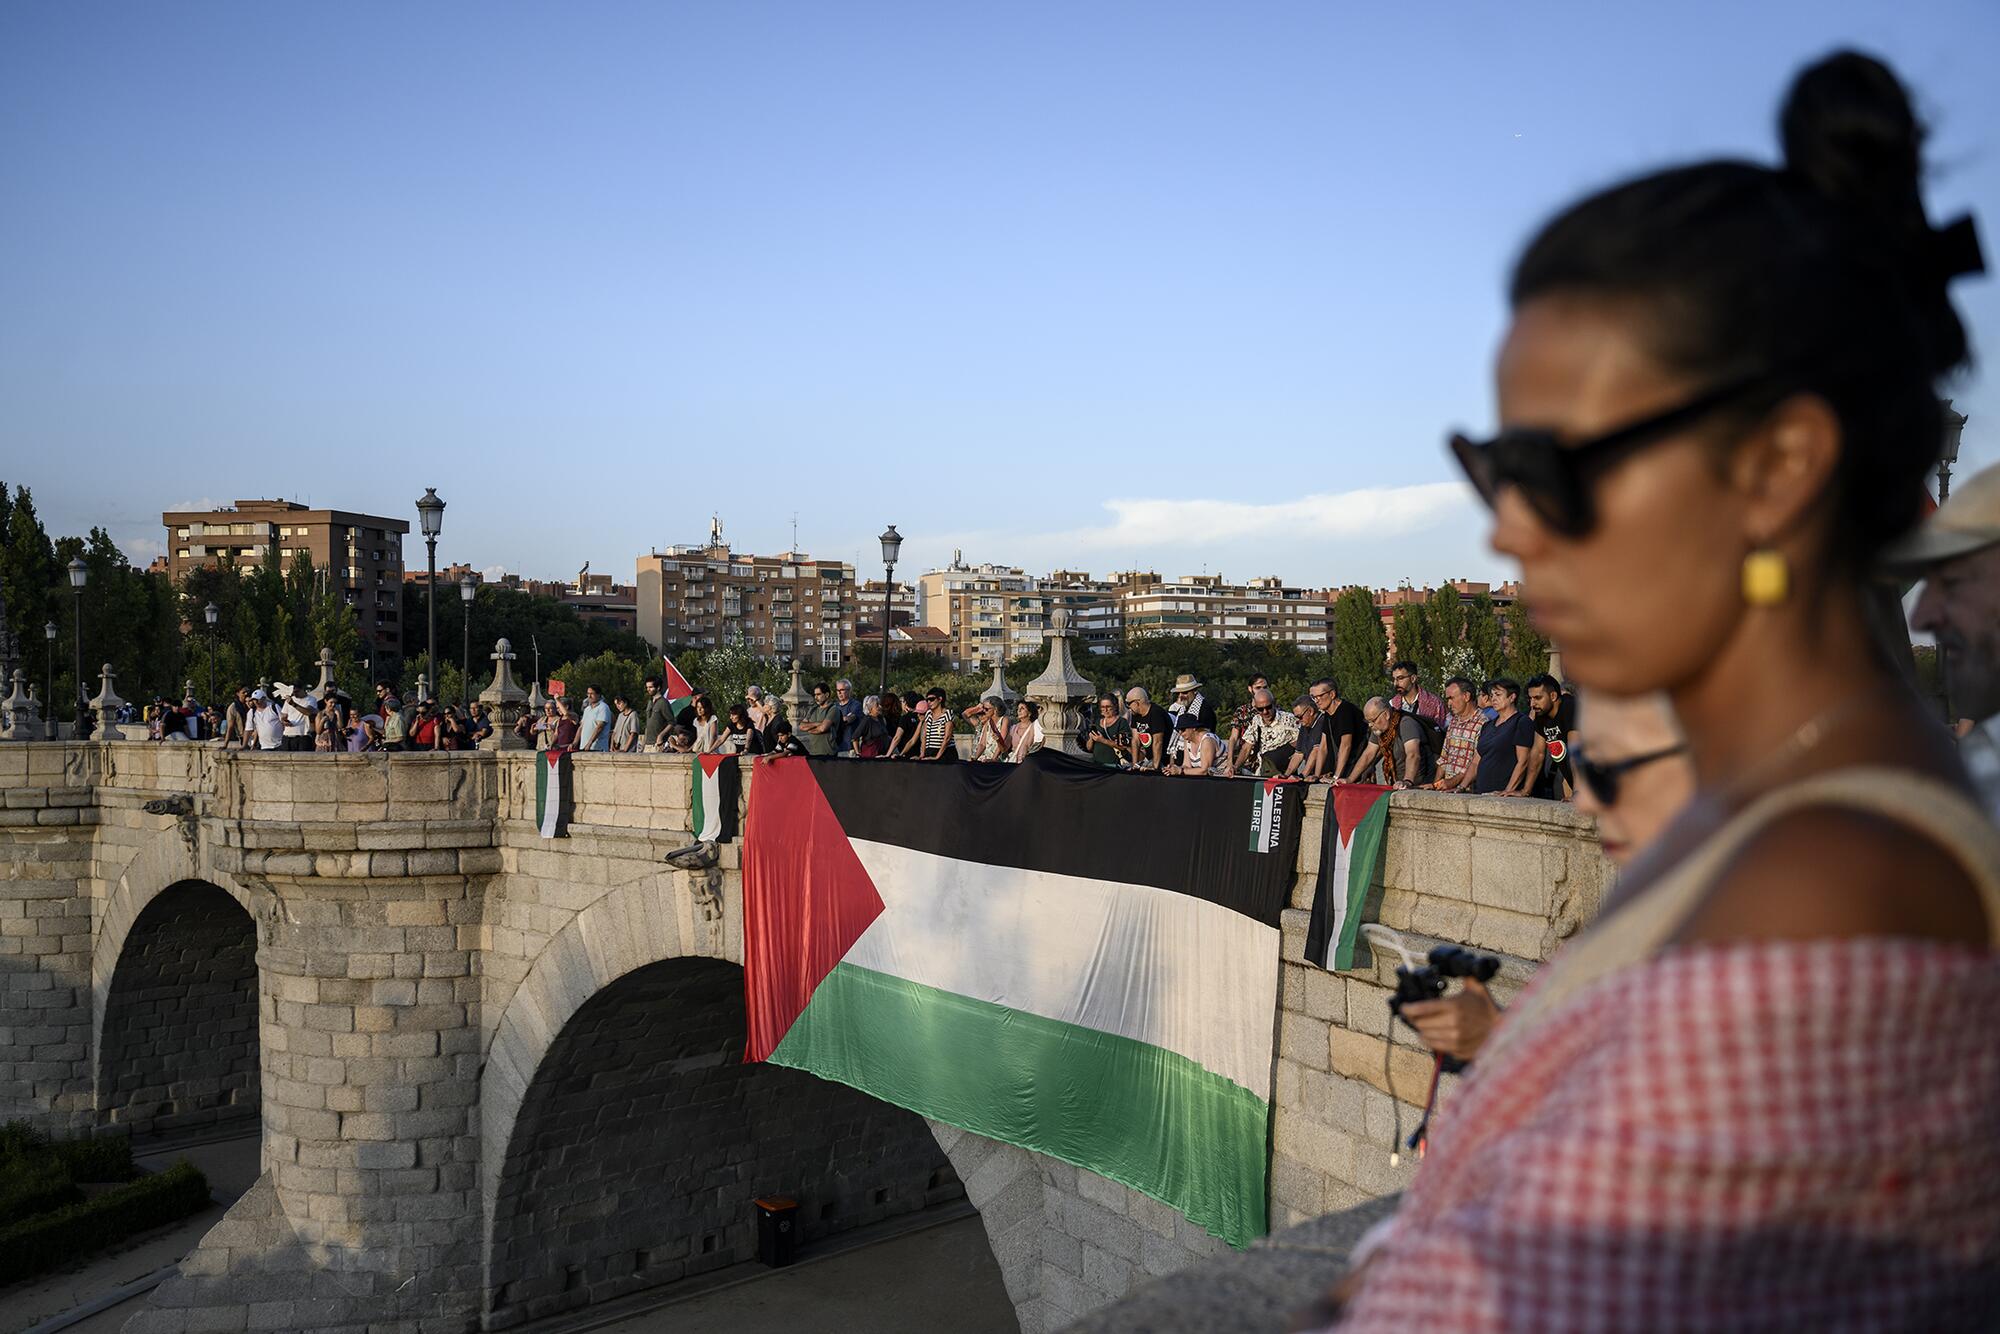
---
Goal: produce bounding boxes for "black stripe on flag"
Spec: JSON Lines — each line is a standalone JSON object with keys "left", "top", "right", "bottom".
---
{"left": 805, "top": 751, "right": 1301, "bottom": 927}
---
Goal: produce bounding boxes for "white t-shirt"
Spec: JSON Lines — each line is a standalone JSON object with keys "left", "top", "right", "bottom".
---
{"left": 253, "top": 704, "right": 285, "bottom": 749}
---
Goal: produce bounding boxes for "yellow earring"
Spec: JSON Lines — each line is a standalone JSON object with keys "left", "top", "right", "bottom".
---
{"left": 1742, "top": 548, "right": 1789, "bottom": 606}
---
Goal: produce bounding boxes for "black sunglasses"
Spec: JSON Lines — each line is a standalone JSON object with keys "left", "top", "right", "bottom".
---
{"left": 1450, "top": 377, "right": 1763, "bottom": 537}
{"left": 1573, "top": 742, "right": 1686, "bottom": 806}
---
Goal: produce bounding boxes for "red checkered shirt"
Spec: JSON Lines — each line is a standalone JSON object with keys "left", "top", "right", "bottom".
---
{"left": 1337, "top": 940, "right": 2000, "bottom": 1331}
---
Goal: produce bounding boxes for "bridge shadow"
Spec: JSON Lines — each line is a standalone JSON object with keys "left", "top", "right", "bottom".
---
{"left": 487, "top": 956, "right": 979, "bottom": 1330}
{"left": 96, "top": 879, "right": 260, "bottom": 1143}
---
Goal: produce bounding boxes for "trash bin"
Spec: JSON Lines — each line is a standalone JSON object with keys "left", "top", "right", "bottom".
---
{"left": 753, "top": 1196, "right": 798, "bottom": 1267}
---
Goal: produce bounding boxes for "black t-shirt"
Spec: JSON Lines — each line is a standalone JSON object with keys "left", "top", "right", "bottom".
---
{"left": 1531, "top": 694, "right": 1578, "bottom": 797}
{"left": 1475, "top": 711, "right": 1536, "bottom": 794}
{"left": 727, "top": 721, "right": 765, "bottom": 754}
{"left": 1291, "top": 717, "right": 1330, "bottom": 774}
{"left": 850, "top": 714, "right": 890, "bottom": 756}
{"left": 1085, "top": 715, "right": 1132, "bottom": 767}
{"left": 1321, "top": 699, "right": 1368, "bottom": 775}
{"left": 1396, "top": 712, "right": 1437, "bottom": 787}
{"left": 1128, "top": 708, "right": 1172, "bottom": 766}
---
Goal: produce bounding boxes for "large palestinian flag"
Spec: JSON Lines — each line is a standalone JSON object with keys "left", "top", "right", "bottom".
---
{"left": 742, "top": 753, "right": 1302, "bottom": 1246}
{"left": 691, "top": 753, "right": 741, "bottom": 842}
{"left": 1303, "top": 783, "right": 1391, "bottom": 971}
{"left": 535, "top": 750, "right": 573, "bottom": 839}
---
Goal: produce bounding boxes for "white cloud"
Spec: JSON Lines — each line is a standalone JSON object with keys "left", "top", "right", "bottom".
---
{"left": 120, "top": 533, "right": 167, "bottom": 566}
{"left": 1065, "top": 481, "right": 1474, "bottom": 549}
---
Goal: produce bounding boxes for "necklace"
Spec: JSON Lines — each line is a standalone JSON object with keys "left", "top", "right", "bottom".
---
{"left": 1716, "top": 690, "right": 1874, "bottom": 805}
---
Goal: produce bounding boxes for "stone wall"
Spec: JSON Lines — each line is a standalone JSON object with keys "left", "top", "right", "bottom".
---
{"left": 1266, "top": 790, "right": 1607, "bottom": 1227}
{"left": 95, "top": 879, "right": 259, "bottom": 1138}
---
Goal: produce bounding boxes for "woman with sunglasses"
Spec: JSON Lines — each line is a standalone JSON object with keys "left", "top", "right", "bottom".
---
{"left": 1333, "top": 53, "right": 1999, "bottom": 1331}
{"left": 1402, "top": 689, "right": 1695, "bottom": 1066}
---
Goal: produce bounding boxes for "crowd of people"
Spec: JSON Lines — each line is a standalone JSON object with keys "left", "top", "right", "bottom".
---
{"left": 135, "top": 658, "right": 1600, "bottom": 802}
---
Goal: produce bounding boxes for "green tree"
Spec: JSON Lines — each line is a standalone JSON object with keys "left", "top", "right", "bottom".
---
{"left": 1390, "top": 603, "right": 1432, "bottom": 687}
{"left": 0, "top": 485, "right": 60, "bottom": 683}
{"left": 1503, "top": 597, "right": 1553, "bottom": 680}
{"left": 1330, "top": 587, "right": 1389, "bottom": 700}
{"left": 51, "top": 528, "right": 181, "bottom": 710}
{"left": 1462, "top": 592, "right": 1505, "bottom": 682}
{"left": 1419, "top": 585, "right": 1466, "bottom": 684}
{"left": 550, "top": 651, "right": 648, "bottom": 719}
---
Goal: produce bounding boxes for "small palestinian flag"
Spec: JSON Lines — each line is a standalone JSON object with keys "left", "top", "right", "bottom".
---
{"left": 1246, "top": 777, "right": 1297, "bottom": 854}
{"left": 663, "top": 654, "right": 697, "bottom": 716}
{"left": 1303, "top": 783, "right": 1391, "bottom": 971}
{"left": 691, "top": 753, "right": 740, "bottom": 842}
{"left": 535, "top": 750, "right": 573, "bottom": 839}
{"left": 742, "top": 752, "right": 1302, "bottom": 1247}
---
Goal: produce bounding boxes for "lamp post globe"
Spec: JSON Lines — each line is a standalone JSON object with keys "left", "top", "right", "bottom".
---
{"left": 204, "top": 602, "right": 219, "bottom": 716}
{"left": 875, "top": 525, "right": 902, "bottom": 697}
{"left": 415, "top": 489, "right": 445, "bottom": 699}
{"left": 459, "top": 574, "right": 475, "bottom": 707}
{"left": 67, "top": 558, "right": 87, "bottom": 737}
{"left": 44, "top": 621, "right": 57, "bottom": 740}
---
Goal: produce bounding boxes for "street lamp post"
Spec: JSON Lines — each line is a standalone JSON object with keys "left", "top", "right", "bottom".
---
{"left": 44, "top": 621, "right": 56, "bottom": 740}
{"left": 876, "top": 525, "right": 902, "bottom": 698}
{"left": 1937, "top": 401, "right": 1967, "bottom": 723}
{"left": 67, "top": 558, "right": 87, "bottom": 738}
{"left": 204, "top": 602, "right": 219, "bottom": 714}
{"left": 415, "top": 488, "right": 446, "bottom": 698}
{"left": 459, "top": 575, "right": 475, "bottom": 708}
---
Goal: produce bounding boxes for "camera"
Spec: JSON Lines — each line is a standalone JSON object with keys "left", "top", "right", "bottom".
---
{"left": 1388, "top": 944, "right": 1501, "bottom": 1074}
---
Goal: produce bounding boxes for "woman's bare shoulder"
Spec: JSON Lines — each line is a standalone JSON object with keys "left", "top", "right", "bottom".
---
{"left": 1675, "top": 804, "right": 1991, "bottom": 948}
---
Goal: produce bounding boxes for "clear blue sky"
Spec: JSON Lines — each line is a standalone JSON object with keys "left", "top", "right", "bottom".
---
{"left": 4, "top": 1, "right": 1995, "bottom": 591}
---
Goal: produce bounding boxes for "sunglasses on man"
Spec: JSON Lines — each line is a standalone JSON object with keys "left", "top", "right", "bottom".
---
{"left": 1450, "top": 376, "right": 1764, "bottom": 537}
{"left": 1571, "top": 742, "right": 1687, "bottom": 806}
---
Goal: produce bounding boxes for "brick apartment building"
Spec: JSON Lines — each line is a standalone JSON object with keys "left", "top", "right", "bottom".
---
{"left": 162, "top": 499, "right": 408, "bottom": 666}
{"left": 634, "top": 521, "right": 856, "bottom": 666}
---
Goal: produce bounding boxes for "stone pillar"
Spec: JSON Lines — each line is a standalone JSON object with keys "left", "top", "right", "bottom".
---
{"left": 985, "top": 657, "right": 1019, "bottom": 707}
{"left": 153, "top": 758, "right": 501, "bottom": 1330}
{"left": 1026, "top": 610, "right": 1095, "bottom": 757}
{"left": 780, "top": 658, "right": 808, "bottom": 724}
{"left": 479, "top": 638, "right": 530, "bottom": 749}
{"left": 88, "top": 662, "right": 127, "bottom": 739}
{"left": 1, "top": 669, "right": 38, "bottom": 740}
{"left": 416, "top": 672, "right": 431, "bottom": 705}
{"left": 313, "top": 646, "right": 337, "bottom": 699}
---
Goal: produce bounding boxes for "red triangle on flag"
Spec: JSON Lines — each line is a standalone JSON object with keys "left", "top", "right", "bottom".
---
{"left": 663, "top": 654, "right": 696, "bottom": 710}
{"left": 741, "top": 759, "right": 886, "bottom": 1062}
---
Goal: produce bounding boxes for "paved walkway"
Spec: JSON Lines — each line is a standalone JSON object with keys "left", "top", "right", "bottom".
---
{"left": 581, "top": 1212, "right": 1017, "bottom": 1334}
{"left": 0, "top": 1132, "right": 262, "bottom": 1334}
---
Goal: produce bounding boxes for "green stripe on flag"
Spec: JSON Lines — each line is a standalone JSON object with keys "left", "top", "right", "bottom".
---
{"left": 1330, "top": 796, "right": 1390, "bottom": 970}
{"left": 770, "top": 962, "right": 1270, "bottom": 1247}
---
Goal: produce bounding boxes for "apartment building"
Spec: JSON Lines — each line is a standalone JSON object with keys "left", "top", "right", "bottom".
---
{"left": 1119, "top": 574, "right": 1331, "bottom": 649}
{"left": 635, "top": 522, "right": 855, "bottom": 666}
{"left": 917, "top": 558, "right": 1043, "bottom": 671}
{"left": 843, "top": 578, "right": 919, "bottom": 643}
{"left": 162, "top": 499, "right": 408, "bottom": 663}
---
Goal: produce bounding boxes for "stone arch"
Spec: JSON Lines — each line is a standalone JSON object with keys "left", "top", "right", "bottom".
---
{"left": 481, "top": 877, "right": 1049, "bottom": 1330}
{"left": 94, "top": 879, "right": 261, "bottom": 1138}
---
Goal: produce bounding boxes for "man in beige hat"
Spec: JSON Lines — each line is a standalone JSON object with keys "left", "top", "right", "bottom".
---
{"left": 1164, "top": 673, "right": 1215, "bottom": 766}
{"left": 1889, "top": 459, "right": 2000, "bottom": 818}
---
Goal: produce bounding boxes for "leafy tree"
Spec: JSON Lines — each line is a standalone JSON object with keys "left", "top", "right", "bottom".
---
{"left": 1420, "top": 585, "right": 1466, "bottom": 685}
{"left": 549, "top": 651, "right": 648, "bottom": 719}
{"left": 1330, "top": 587, "right": 1389, "bottom": 701}
{"left": 0, "top": 485, "right": 59, "bottom": 684}
{"left": 1503, "top": 597, "right": 1553, "bottom": 680}
{"left": 51, "top": 529, "right": 181, "bottom": 711}
{"left": 1463, "top": 592, "right": 1505, "bottom": 682}
{"left": 1390, "top": 603, "right": 1432, "bottom": 690}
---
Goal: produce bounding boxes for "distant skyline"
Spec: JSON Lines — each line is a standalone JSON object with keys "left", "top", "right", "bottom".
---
{"left": 5, "top": 2, "right": 1996, "bottom": 592}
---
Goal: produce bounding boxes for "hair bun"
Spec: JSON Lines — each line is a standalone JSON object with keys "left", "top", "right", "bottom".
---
{"left": 1780, "top": 50, "right": 1925, "bottom": 228}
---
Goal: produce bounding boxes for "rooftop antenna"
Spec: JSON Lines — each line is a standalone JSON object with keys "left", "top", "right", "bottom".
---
{"left": 791, "top": 512, "right": 799, "bottom": 553}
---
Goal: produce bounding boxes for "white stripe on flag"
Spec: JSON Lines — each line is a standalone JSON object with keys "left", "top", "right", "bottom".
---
{"left": 844, "top": 838, "right": 1278, "bottom": 1098}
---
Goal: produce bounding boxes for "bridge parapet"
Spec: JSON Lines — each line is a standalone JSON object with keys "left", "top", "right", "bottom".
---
{"left": 0, "top": 741, "right": 1607, "bottom": 1332}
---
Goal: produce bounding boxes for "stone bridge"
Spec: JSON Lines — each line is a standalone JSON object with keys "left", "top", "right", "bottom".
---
{"left": 0, "top": 741, "right": 1607, "bottom": 1333}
